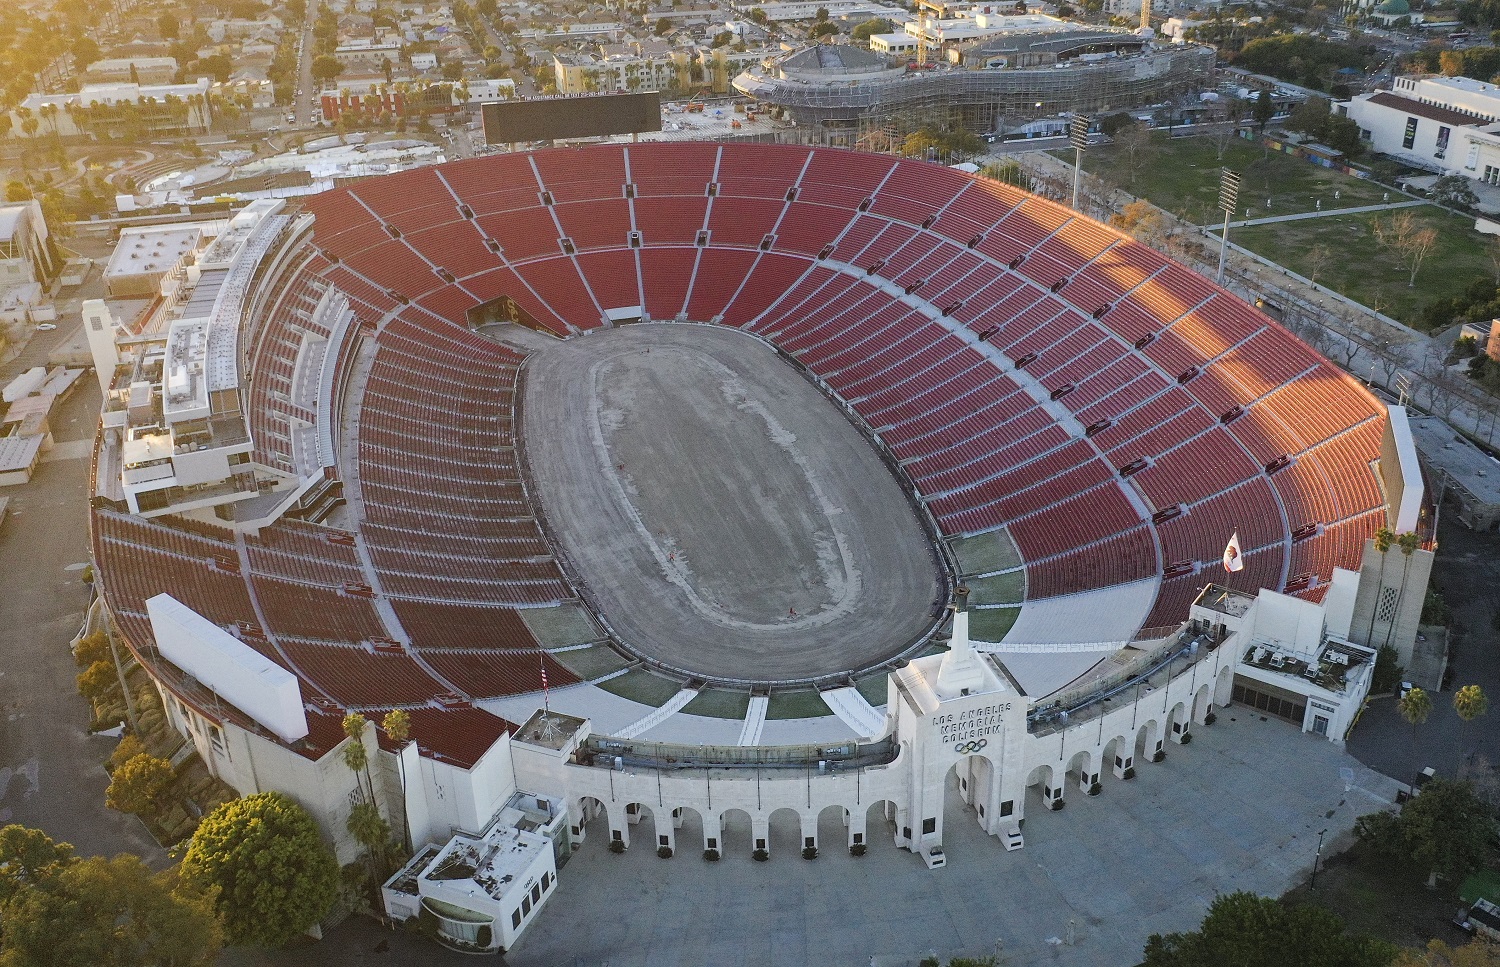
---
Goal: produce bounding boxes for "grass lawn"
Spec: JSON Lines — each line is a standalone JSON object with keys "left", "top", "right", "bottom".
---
{"left": 1232, "top": 207, "right": 1491, "bottom": 329}
{"left": 968, "top": 607, "right": 1020, "bottom": 642}
{"left": 766, "top": 688, "right": 831, "bottom": 720}
{"left": 1066, "top": 133, "right": 1391, "bottom": 224}
{"left": 855, "top": 672, "right": 890, "bottom": 707}
{"left": 681, "top": 688, "right": 752, "bottom": 719}
{"left": 965, "top": 571, "right": 1025, "bottom": 606}
{"left": 949, "top": 529, "right": 1023, "bottom": 575}
{"left": 595, "top": 668, "right": 684, "bottom": 706}
{"left": 552, "top": 643, "right": 632, "bottom": 680}
{"left": 1461, "top": 869, "right": 1500, "bottom": 904}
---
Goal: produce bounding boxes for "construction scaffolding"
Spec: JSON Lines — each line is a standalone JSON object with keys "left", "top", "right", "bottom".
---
{"left": 735, "top": 44, "right": 1216, "bottom": 144}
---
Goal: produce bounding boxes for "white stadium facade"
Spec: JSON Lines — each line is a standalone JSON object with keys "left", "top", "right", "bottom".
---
{"left": 84, "top": 144, "right": 1433, "bottom": 954}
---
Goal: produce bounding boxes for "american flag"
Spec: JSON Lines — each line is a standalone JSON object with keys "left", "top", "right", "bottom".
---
{"left": 539, "top": 653, "right": 549, "bottom": 713}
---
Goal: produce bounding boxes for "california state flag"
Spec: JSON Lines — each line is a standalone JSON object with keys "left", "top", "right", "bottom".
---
{"left": 1222, "top": 532, "right": 1245, "bottom": 573}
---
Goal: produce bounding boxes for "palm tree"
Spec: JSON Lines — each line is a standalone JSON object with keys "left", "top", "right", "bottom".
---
{"left": 382, "top": 709, "right": 413, "bottom": 852}
{"left": 1454, "top": 685, "right": 1489, "bottom": 776}
{"left": 341, "top": 712, "right": 377, "bottom": 806}
{"left": 1383, "top": 531, "right": 1422, "bottom": 650}
{"left": 1398, "top": 686, "right": 1433, "bottom": 794}
{"left": 1365, "top": 527, "right": 1395, "bottom": 645}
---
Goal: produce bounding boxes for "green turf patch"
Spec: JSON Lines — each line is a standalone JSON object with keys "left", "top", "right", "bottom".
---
{"left": 594, "top": 668, "right": 684, "bottom": 706}
{"left": 949, "top": 530, "right": 1023, "bottom": 575}
{"left": 854, "top": 673, "right": 889, "bottom": 708}
{"left": 1461, "top": 869, "right": 1500, "bottom": 905}
{"left": 551, "top": 644, "right": 632, "bottom": 681}
{"left": 681, "top": 688, "right": 752, "bottom": 719}
{"left": 519, "top": 603, "right": 603, "bottom": 647}
{"left": 968, "top": 607, "right": 1020, "bottom": 642}
{"left": 766, "top": 689, "right": 831, "bottom": 720}
{"left": 1232, "top": 206, "right": 1489, "bottom": 330}
{"left": 964, "top": 571, "right": 1025, "bottom": 606}
{"left": 1063, "top": 133, "right": 1392, "bottom": 225}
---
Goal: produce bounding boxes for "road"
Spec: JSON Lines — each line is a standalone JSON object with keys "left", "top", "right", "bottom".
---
{"left": 0, "top": 310, "right": 164, "bottom": 864}
{"left": 294, "top": 0, "right": 319, "bottom": 125}
{"left": 476, "top": 12, "right": 537, "bottom": 98}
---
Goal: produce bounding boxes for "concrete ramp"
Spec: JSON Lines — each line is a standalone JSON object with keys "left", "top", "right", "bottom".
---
{"left": 613, "top": 687, "right": 698, "bottom": 739}
{"left": 737, "top": 695, "right": 769, "bottom": 746}
{"left": 821, "top": 686, "right": 887, "bottom": 739}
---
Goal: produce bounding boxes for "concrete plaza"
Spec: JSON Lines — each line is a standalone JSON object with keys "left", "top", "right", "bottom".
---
{"left": 494, "top": 712, "right": 1402, "bottom": 967}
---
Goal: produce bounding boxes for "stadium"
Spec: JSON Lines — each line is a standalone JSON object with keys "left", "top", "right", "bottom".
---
{"left": 85, "top": 142, "right": 1425, "bottom": 952}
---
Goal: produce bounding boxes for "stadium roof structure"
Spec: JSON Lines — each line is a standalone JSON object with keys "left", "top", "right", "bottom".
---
{"left": 90, "top": 143, "right": 1391, "bottom": 765}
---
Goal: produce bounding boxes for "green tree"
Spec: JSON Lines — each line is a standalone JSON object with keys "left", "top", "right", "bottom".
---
{"left": 181, "top": 793, "right": 339, "bottom": 947}
{"left": 654, "top": 16, "right": 672, "bottom": 34}
{"left": 810, "top": 21, "right": 838, "bottom": 36}
{"left": 342, "top": 712, "right": 376, "bottom": 806}
{"left": 1142, "top": 891, "right": 1398, "bottom": 966}
{"left": 311, "top": 54, "right": 344, "bottom": 84}
{"left": 0, "top": 825, "right": 74, "bottom": 909}
{"left": 1455, "top": 685, "right": 1490, "bottom": 769}
{"left": 1358, "top": 779, "right": 1496, "bottom": 884}
{"left": 852, "top": 17, "right": 892, "bottom": 42}
{"left": 76, "top": 659, "right": 118, "bottom": 702}
{"left": 3, "top": 181, "right": 31, "bottom": 202}
{"left": 1252, "top": 89, "right": 1275, "bottom": 139}
{"left": 1399, "top": 685, "right": 1433, "bottom": 755}
{"left": 1431, "top": 175, "right": 1481, "bottom": 208}
{"left": 1, "top": 855, "right": 221, "bottom": 967}
{"left": 158, "top": 12, "right": 179, "bottom": 40}
{"left": 105, "top": 753, "right": 175, "bottom": 816}
{"left": 382, "top": 709, "right": 413, "bottom": 851}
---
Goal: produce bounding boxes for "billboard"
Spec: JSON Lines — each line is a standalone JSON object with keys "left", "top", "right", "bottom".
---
{"left": 481, "top": 92, "right": 663, "bottom": 144}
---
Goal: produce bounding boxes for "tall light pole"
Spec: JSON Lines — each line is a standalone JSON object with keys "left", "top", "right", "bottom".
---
{"left": 1310, "top": 827, "right": 1328, "bottom": 889}
{"left": 1217, "top": 167, "right": 1241, "bottom": 285}
{"left": 1070, "top": 113, "right": 1090, "bottom": 212}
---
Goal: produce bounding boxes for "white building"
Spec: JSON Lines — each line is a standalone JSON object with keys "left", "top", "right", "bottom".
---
{"left": 0, "top": 201, "right": 56, "bottom": 290}
{"left": 1342, "top": 75, "right": 1500, "bottom": 182}
{"left": 88, "top": 201, "right": 316, "bottom": 522}
{"left": 5, "top": 80, "right": 213, "bottom": 139}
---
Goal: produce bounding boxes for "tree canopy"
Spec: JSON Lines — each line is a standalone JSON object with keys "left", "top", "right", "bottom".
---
{"left": 1, "top": 855, "right": 220, "bottom": 967}
{"left": 180, "top": 793, "right": 338, "bottom": 948}
{"left": 0, "top": 825, "right": 73, "bottom": 910}
{"left": 1355, "top": 778, "right": 1496, "bottom": 883}
{"left": 1142, "top": 891, "right": 1399, "bottom": 967}
{"left": 1232, "top": 35, "right": 1377, "bottom": 91}
{"left": 852, "top": 17, "right": 891, "bottom": 42}
{"left": 105, "top": 753, "right": 175, "bottom": 816}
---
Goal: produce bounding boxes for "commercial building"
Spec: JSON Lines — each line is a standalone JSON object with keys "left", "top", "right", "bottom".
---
{"left": 1341, "top": 75, "right": 1500, "bottom": 182}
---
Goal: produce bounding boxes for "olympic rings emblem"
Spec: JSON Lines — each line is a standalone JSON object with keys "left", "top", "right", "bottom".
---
{"left": 954, "top": 739, "right": 988, "bottom": 755}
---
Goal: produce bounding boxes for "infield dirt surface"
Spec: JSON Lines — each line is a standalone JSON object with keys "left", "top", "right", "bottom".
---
{"left": 521, "top": 323, "right": 945, "bottom": 683}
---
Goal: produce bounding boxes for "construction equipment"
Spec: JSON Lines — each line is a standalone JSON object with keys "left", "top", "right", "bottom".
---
{"left": 914, "top": 0, "right": 955, "bottom": 67}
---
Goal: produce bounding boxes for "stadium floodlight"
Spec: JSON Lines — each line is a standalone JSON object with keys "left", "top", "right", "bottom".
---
{"left": 1070, "top": 114, "right": 1090, "bottom": 212}
{"left": 1216, "top": 168, "right": 1241, "bottom": 284}
{"left": 1217, "top": 168, "right": 1241, "bottom": 215}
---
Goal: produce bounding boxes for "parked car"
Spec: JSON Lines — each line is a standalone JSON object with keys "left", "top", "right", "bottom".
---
{"left": 34, "top": 323, "right": 56, "bottom": 331}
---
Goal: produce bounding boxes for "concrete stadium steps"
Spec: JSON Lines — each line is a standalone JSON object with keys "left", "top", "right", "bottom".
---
{"left": 821, "top": 687, "right": 887, "bottom": 739}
